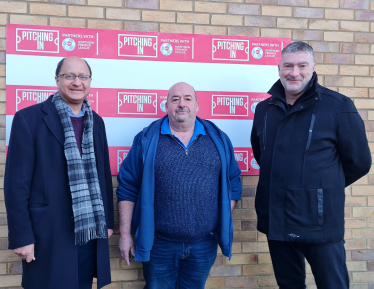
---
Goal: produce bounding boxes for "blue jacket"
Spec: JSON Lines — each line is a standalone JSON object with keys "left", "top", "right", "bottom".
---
{"left": 117, "top": 115, "right": 242, "bottom": 262}
{"left": 251, "top": 73, "right": 371, "bottom": 243}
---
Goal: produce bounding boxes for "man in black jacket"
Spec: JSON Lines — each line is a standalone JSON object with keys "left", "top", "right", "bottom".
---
{"left": 251, "top": 41, "right": 371, "bottom": 288}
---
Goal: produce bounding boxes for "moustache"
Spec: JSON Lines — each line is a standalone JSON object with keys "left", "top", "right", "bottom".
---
{"left": 286, "top": 77, "right": 302, "bottom": 81}
{"left": 176, "top": 108, "right": 189, "bottom": 112}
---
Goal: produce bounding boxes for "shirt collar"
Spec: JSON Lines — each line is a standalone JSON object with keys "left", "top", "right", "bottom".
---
{"left": 161, "top": 117, "right": 205, "bottom": 136}
{"left": 63, "top": 102, "right": 86, "bottom": 118}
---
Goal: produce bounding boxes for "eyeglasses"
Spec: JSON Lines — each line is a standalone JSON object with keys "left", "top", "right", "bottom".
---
{"left": 57, "top": 74, "right": 91, "bottom": 81}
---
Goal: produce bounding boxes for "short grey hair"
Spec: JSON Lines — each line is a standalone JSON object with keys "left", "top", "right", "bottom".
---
{"left": 282, "top": 41, "right": 314, "bottom": 58}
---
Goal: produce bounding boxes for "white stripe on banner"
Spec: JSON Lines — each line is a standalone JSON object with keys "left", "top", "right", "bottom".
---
{"left": 103, "top": 118, "right": 252, "bottom": 147}
{"left": 103, "top": 117, "right": 159, "bottom": 147}
{"left": 206, "top": 119, "right": 253, "bottom": 147}
{"left": 6, "top": 115, "right": 13, "bottom": 146}
{"left": 6, "top": 54, "right": 279, "bottom": 93}
{"left": 6, "top": 115, "right": 252, "bottom": 148}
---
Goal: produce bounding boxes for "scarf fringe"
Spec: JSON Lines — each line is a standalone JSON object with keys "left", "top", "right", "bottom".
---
{"left": 75, "top": 224, "right": 107, "bottom": 245}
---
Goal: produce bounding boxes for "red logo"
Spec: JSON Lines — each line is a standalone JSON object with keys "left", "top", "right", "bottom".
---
{"left": 212, "top": 95, "right": 248, "bottom": 117}
{"left": 212, "top": 39, "right": 250, "bottom": 61}
{"left": 16, "top": 89, "right": 55, "bottom": 111}
{"left": 234, "top": 150, "right": 249, "bottom": 172}
{"left": 16, "top": 28, "right": 59, "bottom": 53}
{"left": 117, "top": 150, "right": 129, "bottom": 172}
{"left": 118, "top": 34, "right": 158, "bottom": 58}
{"left": 118, "top": 92, "right": 157, "bottom": 115}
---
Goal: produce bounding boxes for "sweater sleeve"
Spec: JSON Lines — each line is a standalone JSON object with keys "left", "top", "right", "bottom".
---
{"left": 336, "top": 97, "right": 371, "bottom": 187}
{"left": 116, "top": 132, "right": 144, "bottom": 202}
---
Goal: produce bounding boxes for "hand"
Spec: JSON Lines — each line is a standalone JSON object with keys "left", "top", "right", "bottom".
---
{"left": 13, "top": 244, "right": 35, "bottom": 263}
{"left": 231, "top": 200, "right": 237, "bottom": 213}
{"left": 108, "top": 229, "right": 113, "bottom": 238}
{"left": 118, "top": 233, "right": 135, "bottom": 266}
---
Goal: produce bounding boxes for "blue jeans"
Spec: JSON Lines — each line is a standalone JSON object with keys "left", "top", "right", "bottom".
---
{"left": 268, "top": 240, "right": 349, "bottom": 289}
{"left": 142, "top": 234, "right": 218, "bottom": 289}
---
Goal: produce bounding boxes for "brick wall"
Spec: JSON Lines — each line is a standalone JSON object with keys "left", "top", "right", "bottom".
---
{"left": 0, "top": 0, "right": 373, "bottom": 288}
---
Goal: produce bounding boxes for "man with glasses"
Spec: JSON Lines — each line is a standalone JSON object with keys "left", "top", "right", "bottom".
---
{"left": 5, "top": 56, "right": 114, "bottom": 289}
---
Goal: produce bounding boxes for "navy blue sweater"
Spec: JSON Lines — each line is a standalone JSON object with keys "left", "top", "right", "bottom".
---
{"left": 154, "top": 134, "right": 221, "bottom": 242}
{"left": 70, "top": 117, "right": 83, "bottom": 156}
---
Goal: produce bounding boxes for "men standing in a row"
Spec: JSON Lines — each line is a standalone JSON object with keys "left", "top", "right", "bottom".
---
{"left": 117, "top": 82, "right": 242, "bottom": 288}
{"left": 5, "top": 57, "right": 114, "bottom": 289}
{"left": 251, "top": 41, "right": 371, "bottom": 288}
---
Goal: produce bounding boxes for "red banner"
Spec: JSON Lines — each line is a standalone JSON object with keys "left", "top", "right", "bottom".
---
{"left": 6, "top": 24, "right": 292, "bottom": 175}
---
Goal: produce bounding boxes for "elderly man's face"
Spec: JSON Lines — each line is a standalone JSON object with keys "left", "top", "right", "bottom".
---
{"left": 55, "top": 57, "right": 91, "bottom": 106}
{"left": 165, "top": 83, "right": 199, "bottom": 126}
{"left": 278, "top": 51, "right": 316, "bottom": 97}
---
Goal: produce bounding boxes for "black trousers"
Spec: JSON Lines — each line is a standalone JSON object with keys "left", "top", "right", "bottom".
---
{"left": 77, "top": 239, "right": 97, "bottom": 289}
{"left": 268, "top": 240, "right": 349, "bottom": 289}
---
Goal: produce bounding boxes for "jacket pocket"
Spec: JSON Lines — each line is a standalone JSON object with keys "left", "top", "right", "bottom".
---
{"left": 285, "top": 187, "right": 323, "bottom": 228}
{"left": 306, "top": 114, "right": 316, "bottom": 150}
{"left": 29, "top": 203, "right": 48, "bottom": 208}
{"left": 255, "top": 184, "right": 269, "bottom": 221}
{"left": 28, "top": 206, "right": 49, "bottom": 233}
{"left": 257, "top": 113, "right": 268, "bottom": 152}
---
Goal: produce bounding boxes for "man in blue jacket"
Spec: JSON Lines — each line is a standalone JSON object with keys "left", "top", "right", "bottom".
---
{"left": 117, "top": 82, "right": 242, "bottom": 289}
{"left": 251, "top": 41, "right": 371, "bottom": 288}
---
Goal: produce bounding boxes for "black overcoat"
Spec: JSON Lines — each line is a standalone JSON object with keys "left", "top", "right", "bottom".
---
{"left": 4, "top": 95, "right": 114, "bottom": 289}
{"left": 251, "top": 73, "right": 371, "bottom": 243}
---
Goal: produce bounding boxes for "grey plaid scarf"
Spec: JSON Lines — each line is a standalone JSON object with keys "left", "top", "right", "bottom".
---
{"left": 52, "top": 92, "right": 107, "bottom": 245}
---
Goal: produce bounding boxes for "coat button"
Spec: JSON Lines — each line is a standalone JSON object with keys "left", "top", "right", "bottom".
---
{"left": 318, "top": 198, "right": 322, "bottom": 202}
{"left": 300, "top": 106, "right": 304, "bottom": 109}
{"left": 315, "top": 97, "right": 318, "bottom": 100}
{"left": 70, "top": 214, "right": 74, "bottom": 219}
{"left": 319, "top": 213, "right": 323, "bottom": 217}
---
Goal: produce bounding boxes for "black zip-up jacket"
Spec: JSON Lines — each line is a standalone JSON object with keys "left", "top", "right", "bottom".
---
{"left": 251, "top": 72, "right": 371, "bottom": 243}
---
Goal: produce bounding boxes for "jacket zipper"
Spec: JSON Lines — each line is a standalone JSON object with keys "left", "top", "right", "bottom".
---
{"left": 171, "top": 135, "right": 200, "bottom": 155}
{"left": 306, "top": 114, "right": 316, "bottom": 150}
{"left": 263, "top": 113, "right": 267, "bottom": 150}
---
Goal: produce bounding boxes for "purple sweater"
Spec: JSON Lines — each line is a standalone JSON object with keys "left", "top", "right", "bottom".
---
{"left": 70, "top": 117, "right": 83, "bottom": 156}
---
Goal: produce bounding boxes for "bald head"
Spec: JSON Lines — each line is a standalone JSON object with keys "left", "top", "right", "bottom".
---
{"left": 168, "top": 82, "right": 197, "bottom": 102}
{"left": 165, "top": 82, "right": 199, "bottom": 128}
{"left": 54, "top": 56, "right": 92, "bottom": 108}
{"left": 56, "top": 57, "right": 92, "bottom": 77}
